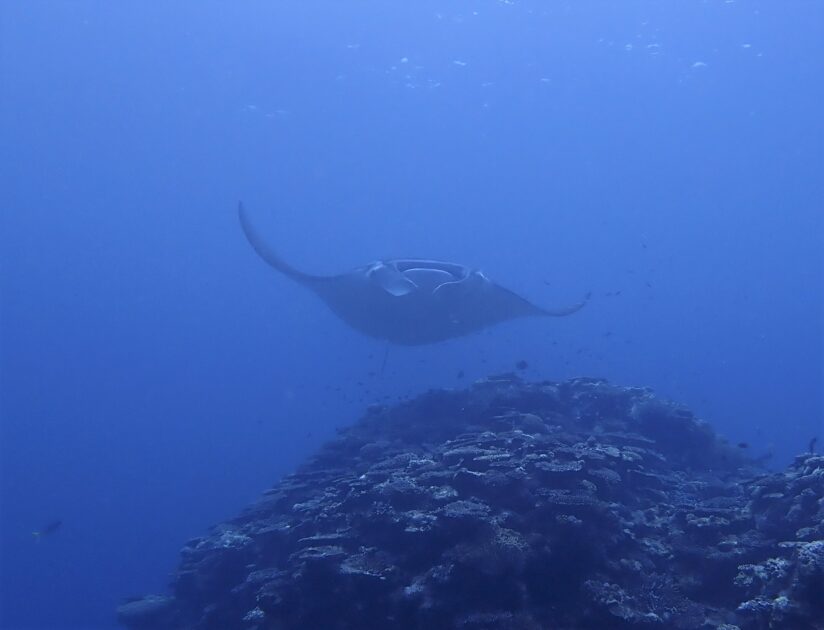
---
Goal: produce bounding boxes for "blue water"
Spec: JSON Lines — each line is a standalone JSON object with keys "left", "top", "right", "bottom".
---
{"left": 1, "top": 2, "right": 821, "bottom": 628}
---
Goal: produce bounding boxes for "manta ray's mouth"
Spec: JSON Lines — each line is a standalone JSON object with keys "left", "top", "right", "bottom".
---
{"left": 394, "top": 259, "right": 468, "bottom": 278}
{"left": 394, "top": 260, "right": 470, "bottom": 290}
{"left": 402, "top": 267, "right": 458, "bottom": 291}
{"left": 368, "top": 260, "right": 471, "bottom": 297}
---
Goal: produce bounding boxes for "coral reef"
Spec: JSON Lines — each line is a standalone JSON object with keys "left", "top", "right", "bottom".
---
{"left": 119, "top": 375, "right": 823, "bottom": 629}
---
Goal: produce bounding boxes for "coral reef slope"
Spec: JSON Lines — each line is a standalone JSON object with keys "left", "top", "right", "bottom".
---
{"left": 119, "top": 376, "right": 824, "bottom": 630}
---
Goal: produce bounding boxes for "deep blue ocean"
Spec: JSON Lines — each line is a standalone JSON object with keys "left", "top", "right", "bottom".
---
{"left": 1, "top": 2, "right": 822, "bottom": 628}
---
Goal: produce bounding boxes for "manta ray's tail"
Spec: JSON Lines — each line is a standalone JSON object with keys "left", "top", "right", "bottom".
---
{"left": 238, "top": 203, "right": 323, "bottom": 285}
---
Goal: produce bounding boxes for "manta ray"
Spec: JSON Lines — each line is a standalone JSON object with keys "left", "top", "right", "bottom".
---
{"left": 239, "top": 204, "right": 587, "bottom": 345}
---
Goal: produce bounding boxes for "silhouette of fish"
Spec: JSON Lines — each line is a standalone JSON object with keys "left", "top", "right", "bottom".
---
{"left": 239, "top": 204, "right": 588, "bottom": 345}
{"left": 32, "top": 520, "right": 62, "bottom": 541}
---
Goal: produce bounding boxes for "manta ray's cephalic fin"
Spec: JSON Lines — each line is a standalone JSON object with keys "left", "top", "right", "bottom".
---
{"left": 238, "top": 203, "right": 325, "bottom": 285}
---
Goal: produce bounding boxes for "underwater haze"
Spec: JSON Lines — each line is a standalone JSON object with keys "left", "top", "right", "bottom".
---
{"left": 1, "top": 1, "right": 822, "bottom": 628}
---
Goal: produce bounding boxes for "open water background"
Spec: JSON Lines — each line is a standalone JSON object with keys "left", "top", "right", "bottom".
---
{"left": 1, "top": 2, "right": 822, "bottom": 627}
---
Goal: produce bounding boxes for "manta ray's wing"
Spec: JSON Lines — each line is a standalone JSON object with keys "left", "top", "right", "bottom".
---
{"left": 238, "top": 203, "right": 327, "bottom": 286}
{"left": 535, "top": 292, "right": 591, "bottom": 317}
{"left": 434, "top": 275, "right": 588, "bottom": 329}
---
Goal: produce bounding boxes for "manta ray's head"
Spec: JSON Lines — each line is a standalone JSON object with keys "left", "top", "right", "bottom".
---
{"left": 363, "top": 259, "right": 482, "bottom": 298}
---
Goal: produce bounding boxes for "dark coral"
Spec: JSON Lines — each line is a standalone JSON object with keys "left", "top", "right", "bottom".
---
{"left": 118, "top": 376, "right": 824, "bottom": 630}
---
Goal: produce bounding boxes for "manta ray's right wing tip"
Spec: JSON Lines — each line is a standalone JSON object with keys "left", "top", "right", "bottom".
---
{"left": 542, "top": 291, "right": 591, "bottom": 317}
{"left": 573, "top": 291, "right": 593, "bottom": 313}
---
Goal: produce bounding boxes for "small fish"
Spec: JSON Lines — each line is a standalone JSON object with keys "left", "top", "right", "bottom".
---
{"left": 456, "top": 370, "right": 465, "bottom": 379}
{"left": 32, "top": 520, "right": 62, "bottom": 541}
{"left": 737, "top": 442, "right": 749, "bottom": 449}
{"left": 515, "top": 360, "right": 529, "bottom": 371}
